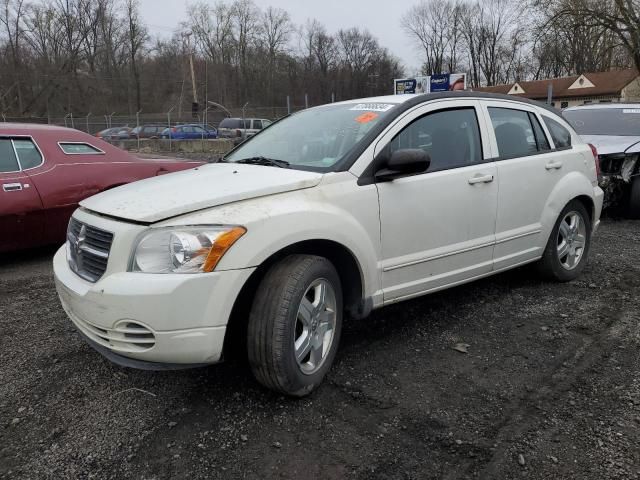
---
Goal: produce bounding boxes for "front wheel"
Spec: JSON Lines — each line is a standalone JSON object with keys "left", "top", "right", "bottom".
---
{"left": 247, "top": 255, "right": 342, "bottom": 397}
{"left": 537, "top": 200, "right": 592, "bottom": 282}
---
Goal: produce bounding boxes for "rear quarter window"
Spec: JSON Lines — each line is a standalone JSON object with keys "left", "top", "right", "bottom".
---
{"left": 59, "top": 142, "right": 104, "bottom": 154}
{"left": 543, "top": 117, "right": 572, "bottom": 148}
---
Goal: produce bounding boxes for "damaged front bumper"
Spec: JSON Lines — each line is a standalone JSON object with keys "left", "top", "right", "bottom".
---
{"left": 599, "top": 153, "right": 639, "bottom": 208}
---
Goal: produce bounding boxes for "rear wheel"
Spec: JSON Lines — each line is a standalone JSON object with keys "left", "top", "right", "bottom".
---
{"left": 537, "top": 200, "right": 591, "bottom": 282}
{"left": 628, "top": 176, "right": 640, "bottom": 219}
{"left": 247, "top": 255, "right": 342, "bottom": 396}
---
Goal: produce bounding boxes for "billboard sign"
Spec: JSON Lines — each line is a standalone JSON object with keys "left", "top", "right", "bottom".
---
{"left": 394, "top": 76, "right": 429, "bottom": 95}
{"left": 394, "top": 73, "right": 467, "bottom": 94}
{"left": 429, "top": 74, "right": 450, "bottom": 92}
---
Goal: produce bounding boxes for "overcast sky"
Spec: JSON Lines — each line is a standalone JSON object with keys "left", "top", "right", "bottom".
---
{"left": 137, "top": 0, "right": 422, "bottom": 74}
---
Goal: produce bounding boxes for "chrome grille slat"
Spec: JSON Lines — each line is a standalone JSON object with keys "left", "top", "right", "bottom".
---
{"left": 67, "top": 218, "right": 113, "bottom": 283}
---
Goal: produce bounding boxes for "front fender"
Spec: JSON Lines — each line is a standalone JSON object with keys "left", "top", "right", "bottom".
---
{"left": 161, "top": 178, "right": 382, "bottom": 300}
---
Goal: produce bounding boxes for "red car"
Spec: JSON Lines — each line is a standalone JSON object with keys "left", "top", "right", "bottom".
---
{"left": 0, "top": 123, "right": 202, "bottom": 252}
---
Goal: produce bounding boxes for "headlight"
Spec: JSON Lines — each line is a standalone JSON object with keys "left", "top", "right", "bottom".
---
{"left": 131, "top": 226, "right": 246, "bottom": 273}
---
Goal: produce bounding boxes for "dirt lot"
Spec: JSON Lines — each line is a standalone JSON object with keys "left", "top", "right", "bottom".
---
{"left": 1, "top": 219, "right": 639, "bottom": 480}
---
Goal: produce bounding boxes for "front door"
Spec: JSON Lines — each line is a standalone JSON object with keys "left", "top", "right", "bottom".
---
{"left": 0, "top": 138, "right": 44, "bottom": 251}
{"left": 375, "top": 100, "right": 498, "bottom": 302}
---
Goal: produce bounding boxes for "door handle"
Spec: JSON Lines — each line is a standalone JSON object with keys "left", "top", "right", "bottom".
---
{"left": 468, "top": 174, "right": 494, "bottom": 185}
{"left": 2, "top": 182, "right": 22, "bottom": 192}
{"left": 545, "top": 161, "right": 563, "bottom": 170}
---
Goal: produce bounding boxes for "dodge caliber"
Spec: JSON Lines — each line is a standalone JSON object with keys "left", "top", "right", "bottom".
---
{"left": 54, "top": 92, "right": 604, "bottom": 396}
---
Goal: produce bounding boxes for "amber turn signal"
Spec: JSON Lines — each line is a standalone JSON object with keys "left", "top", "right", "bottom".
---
{"left": 202, "top": 226, "right": 247, "bottom": 272}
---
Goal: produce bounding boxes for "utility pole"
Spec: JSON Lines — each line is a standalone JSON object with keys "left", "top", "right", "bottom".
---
{"left": 183, "top": 31, "right": 199, "bottom": 119}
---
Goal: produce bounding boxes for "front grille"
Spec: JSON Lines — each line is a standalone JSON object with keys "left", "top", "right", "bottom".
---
{"left": 67, "top": 218, "right": 113, "bottom": 282}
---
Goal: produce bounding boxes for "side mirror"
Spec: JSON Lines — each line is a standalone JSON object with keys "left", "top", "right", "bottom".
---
{"left": 375, "top": 149, "right": 430, "bottom": 182}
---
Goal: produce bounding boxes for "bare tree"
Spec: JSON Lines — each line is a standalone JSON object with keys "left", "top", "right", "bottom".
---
{"left": 124, "top": 0, "right": 147, "bottom": 112}
{"left": 258, "top": 6, "right": 292, "bottom": 104}
{"left": 536, "top": 0, "right": 640, "bottom": 73}
{"left": 0, "top": 0, "right": 26, "bottom": 112}
{"left": 231, "top": 0, "right": 259, "bottom": 102}
{"left": 401, "top": 0, "right": 462, "bottom": 74}
{"left": 0, "top": 0, "right": 403, "bottom": 116}
{"left": 302, "top": 19, "right": 338, "bottom": 99}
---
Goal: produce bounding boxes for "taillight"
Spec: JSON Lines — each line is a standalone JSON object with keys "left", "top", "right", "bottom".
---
{"left": 588, "top": 143, "right": 600, "bottom": 177}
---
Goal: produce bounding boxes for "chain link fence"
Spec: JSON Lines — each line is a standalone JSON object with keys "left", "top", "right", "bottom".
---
{"left": 0, "top": 104, "right": 309, "bottom": 135}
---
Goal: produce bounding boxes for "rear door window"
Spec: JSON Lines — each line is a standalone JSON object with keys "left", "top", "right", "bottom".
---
{"left": 488, "top": 108, "right": 539, "bottom": 158}
{"left": 253, "top": 120, "right": 263, "bottom": 130}
{"left": 13, "top": 139, "right": 43, "bottom": 169}
{"left": 0, "top": 139, "right": 19, "bottom": 172}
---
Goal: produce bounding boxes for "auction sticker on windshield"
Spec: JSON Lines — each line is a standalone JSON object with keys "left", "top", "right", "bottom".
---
{"left": 350, "top": 103, "right": 394, "bottom": 112}
{"left": 355, "top": 112, "right": 379, "bottom": 124}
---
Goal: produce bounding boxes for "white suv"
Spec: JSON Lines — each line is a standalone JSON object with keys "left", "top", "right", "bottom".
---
{"left": 54, "top": 93, "right": 603, "bottom": 396}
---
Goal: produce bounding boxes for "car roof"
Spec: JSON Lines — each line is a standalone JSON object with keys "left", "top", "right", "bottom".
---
{"left": 0, "top": 123, "right": 81, "bottom": 135}
{"left": 564, "top": 103, "right": 640, "bottom": 111}
{"left": 330, "top": 91, "right": 560, "bottom": 114}
{"left": 327, "top": 91, "right": 564, "bottom": 173}
{"left": 222, "top": 117, "right": 269, "bottom": 121}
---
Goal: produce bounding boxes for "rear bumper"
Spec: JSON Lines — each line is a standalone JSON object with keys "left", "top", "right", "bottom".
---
{"left": 593, "top": 185, "right": 604, "bottom": 233}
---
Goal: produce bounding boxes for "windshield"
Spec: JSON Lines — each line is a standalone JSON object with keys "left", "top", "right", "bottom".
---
{"left": 564, "top": 108, "right": 640, "bottom": 136}
{"left": 224, "top": 102, "right": 397, "bottom": 170}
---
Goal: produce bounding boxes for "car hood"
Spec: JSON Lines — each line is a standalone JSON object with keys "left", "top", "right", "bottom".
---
{"left": 80, "top": 163, "right": 323, "bottom": 223}
{"left": 579, "top": 135, "right": 640, "bottom": 155}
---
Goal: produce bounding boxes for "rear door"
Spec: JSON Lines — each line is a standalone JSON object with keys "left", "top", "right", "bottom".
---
{"left": 0, "top": 137, "right": 44, "bottom": 251}
{"left": 479, "top": 100, "right": 563, "bottom": 269}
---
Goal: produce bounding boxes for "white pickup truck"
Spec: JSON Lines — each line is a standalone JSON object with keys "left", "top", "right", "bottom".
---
{"left": 54, "top": 92, "right": 603, "bottom": 396}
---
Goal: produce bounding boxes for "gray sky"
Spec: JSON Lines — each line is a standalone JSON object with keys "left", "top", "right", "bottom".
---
{"left": 138, "top": 0, "right": 422, "bottom": 74}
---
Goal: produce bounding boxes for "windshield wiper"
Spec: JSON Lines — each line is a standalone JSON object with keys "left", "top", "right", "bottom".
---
{"left": 233, "top": 156, "right": 290, "bottom": 168}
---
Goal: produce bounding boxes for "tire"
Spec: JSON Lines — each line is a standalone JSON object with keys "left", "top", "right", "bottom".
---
{"left": 537, "top": 200, "right": 592, "bottom": 282}
{"left": 628, "top": 176, "right": 640, "bottom": 219}
{"left": 247, "top": 254, "right": 343, "bottom": 397}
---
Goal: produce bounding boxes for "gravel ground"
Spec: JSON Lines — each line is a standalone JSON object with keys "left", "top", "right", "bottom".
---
{"left": 1, "top": 219, "right": 639, "bottom": 480}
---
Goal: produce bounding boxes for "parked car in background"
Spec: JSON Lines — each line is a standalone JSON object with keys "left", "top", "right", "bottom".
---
{"left": 564, "top": 104, "right": 640, "bottom": 217}
{"left": 217, "top": 117, "right": 272, "bottom": 139}
{"left": 160, "top": 124, "right": 217, "bottom": 140}
{"left": 54, "top": 92, "right": 602, "bottom": 396}
{"left": 130, "top": 124, "right": 167, "bottom": 139}
{"left": 96, "top": 126, "right": 132, "bottom": 141}
{"left": 0, "top": 123, "right": 202, "bottom": 252}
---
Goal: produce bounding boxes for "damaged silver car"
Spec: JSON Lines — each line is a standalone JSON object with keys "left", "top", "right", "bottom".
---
{"left": 564, "top": 104, "right": 640, "bottom": 217}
